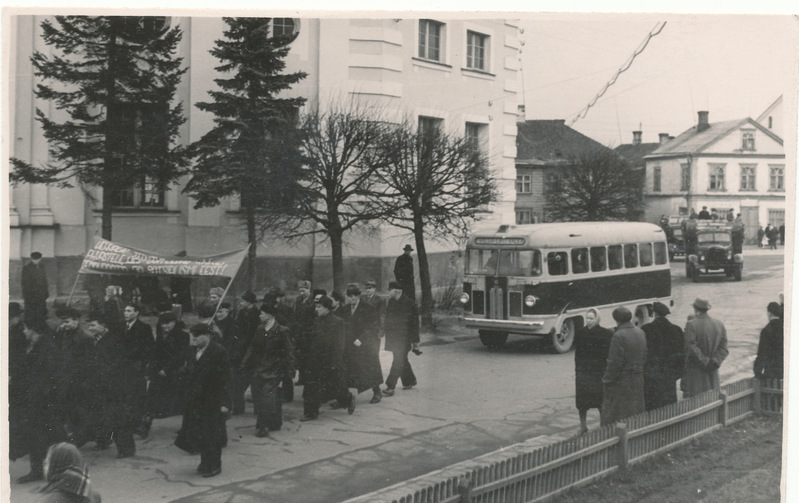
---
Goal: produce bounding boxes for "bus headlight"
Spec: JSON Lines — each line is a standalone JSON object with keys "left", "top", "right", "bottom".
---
{"left": 460, "top": 293, "right": 470, "bottom": 304}
{"left": 524, "top": 295, "right": 537, "bottom": 307}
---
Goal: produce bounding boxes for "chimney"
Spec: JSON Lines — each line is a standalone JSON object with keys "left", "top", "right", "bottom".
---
{"left": 517, "top": 104, "right": 526, "bottom": 124}
{"left": 632, "top": 131, "right": 642, "bottom": 145}
{"left": 697, "top": 111, "right": 710, "bottom": 132}
{"left": 659, "top": 133, "right": 670, "bottom": 145}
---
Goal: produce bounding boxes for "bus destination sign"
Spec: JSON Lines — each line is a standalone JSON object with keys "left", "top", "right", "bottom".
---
{"left": 474, "top": 237, "right": 526, "bottom": 246}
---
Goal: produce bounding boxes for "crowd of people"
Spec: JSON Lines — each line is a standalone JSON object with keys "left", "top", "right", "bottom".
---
{"left": 573, "top": 295, "right": 785, "bottom": 431}
{"left": 9, "top": 245, "right": 424, "bottom": 484}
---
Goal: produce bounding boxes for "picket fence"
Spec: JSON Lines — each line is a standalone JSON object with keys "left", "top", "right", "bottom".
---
{"left": 347, "top": 377, "right": 783, "bottom": 503}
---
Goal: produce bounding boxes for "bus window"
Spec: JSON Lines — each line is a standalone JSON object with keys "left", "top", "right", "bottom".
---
{"left": 529, "top": 250, "right": 543, "bottom": 276}
{"left": 497, "top": 250, "right": 543, "bottom": 276}
{"left": 608, "top": 245, "right": 623, "bottom": 270}
{"left": 466, "top": 249, "right": 488, "bottom": 274}
{"left": 547, "top": 251, "right": 568, "bottom": 276}
{"left": 624, "top": 244, "right": 638, "bottom": 268}
{"left": 590, "top": 246, "right": 607, "bottom": 272}
{"left": 484, "top": 250, "right": 498, "bottom": 273}
{"left": 639, "top": 243, "right": 653, "bottom": 267}
{"left": 654, "top": 242, "right": 668, "bottom": 264}
{"left": 571, "top": 248, "right": 589, "bottom": 274}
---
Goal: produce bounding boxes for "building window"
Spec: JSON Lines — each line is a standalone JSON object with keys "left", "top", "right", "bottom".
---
{"left": 741, "top": 130, "right": 755, "bottom": 151}
{"left": 768, "top": 209, "right": 785, "bottom": 227}
{"left": 110, "top": 176, "right": 165, "bottom": 208}
{"left": 544, "top": 172, "right": 559, "bottom": 194}
{"left": 516, "top": 174, "right": 531, "bottom": 194}
{"left": 465, "top": 122, "right": 487, "bottom": 153}
{"left": 708, "top": 164, "right": 726, "bottom": 191}
{"left": 740, "top": 165, "right": 756, "bottom": 191}
{"left": 272, "top": 18, "right": 300, "bottom": 40}
{"left": 466, "top": 30, "right": 488, "bottom": 71}
{"left": 769, "top": 165, "right": 784, "bottom": 191}
{"left": 516, "top": 209, "right": 532, "bottom": 225}
{"left": 652, "top": 166, "right": 661, "bottom": 192}
{"left": 418, "top": 116, "right": 443, "bottom": 138}
{"left": 680, "top": 163, "right": 690, "bottom": 191}
{"left": 418, "top": 20, "right": 444, "bottom": 62}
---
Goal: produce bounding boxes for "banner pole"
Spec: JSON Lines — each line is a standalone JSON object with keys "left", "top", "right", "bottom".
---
{"left": 210, "top": 243, "right": 252, "bottom": 320}
{"left": 66, "top": 272, "right": 82, "bottom": 307}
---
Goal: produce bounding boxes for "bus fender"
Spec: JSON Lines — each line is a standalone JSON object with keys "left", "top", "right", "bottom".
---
{"left": 553, "top": 302, "right": 575, "bottom": 333}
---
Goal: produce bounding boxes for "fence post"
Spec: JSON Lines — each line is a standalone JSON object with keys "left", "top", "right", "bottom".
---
{"left": 719, "top": 390, "right": 729, "bottom": 427}
{"left": 616, "top": 422, "right": 629, "bottom": 470}
{"left": 458, "top": 473, "right": 473, "bottom": 503}
{"left": 753, "top": 378, "right": 762, "bottom": 415}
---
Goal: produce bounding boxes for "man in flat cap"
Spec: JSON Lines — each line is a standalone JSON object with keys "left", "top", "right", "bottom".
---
{"left": 600, "top": 307, "right": 646, "bottom": 426}
{"left": 683, "top": 297, "right": 728, "bottom": 398}
{"left": 393, "top": 245, "right": 416, "bottom": 300}
{"left": 641, "top": 302, "right": 685, "bottom": 410}
{"left": 22, "top": 251, "right": 49, "bottom": 324}
{"left": 232, "top": 291, "right": 260, "bottom": 414}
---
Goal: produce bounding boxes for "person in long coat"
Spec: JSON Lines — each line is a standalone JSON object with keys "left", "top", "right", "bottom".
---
{"left": 383, "top": 281, "right": 420, "bottom": 396}
{"left": 753, "top": 302, "right": 784, "bottom": 381}
{"left": 573, "top": 308, "right": 613, "bottom": 433}
{"left": 340, "top": 284, "right": 384, "bottom": 404}
{"left": 393, "top": 245, "right": 416, "bottom": 300}
{"left": 175, "top": 323, "right": 233, "bottom": 478}
{"left": 601, "top": 307, "right": 647, "bottom": 426}
{"left": 301, "top": 296, "right": 353, "bottom": 421}
{"left": 232, "top": 291, "right": 260, "bottom": 414}
{"left": 122, "top": 303, "right": 156, "bottom": 438}
{"left": 682, "top": 297, "right": 728, "bottom": 397}
{"left": 13, "top": 320, "right": 67, "bottom": 483}
{"left": 147, "top": 312, "right": 190, "bottom": 419}
{"left": 22, "top": 251, "right": 49, "bottom": 324}
{"left": 292, "top": 281, "right": 316, "bottom": 385}
{"left": 641, "top": 302, "right": 685, "bottom": 411}
{"left": 240, "top": 303, "right": 294, "bottom": 436}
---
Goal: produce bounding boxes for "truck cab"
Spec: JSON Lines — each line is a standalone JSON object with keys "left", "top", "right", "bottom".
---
{"left": 685, "top": 221, "right": 743, "bottom": 282}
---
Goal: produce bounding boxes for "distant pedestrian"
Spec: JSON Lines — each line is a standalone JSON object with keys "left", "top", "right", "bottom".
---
{"left": 37, "top": 442, "right": 102, "bottom": 503}
{"left": 767, "top": 224, "right": 779, "bottom": 250}
{"left": 122, "top": 303, "right": 155, "bottom": 439}
{"left": 779, "top": 223, "right": 785, "bottom": 245}
{"left": 726, "top": 209, "right": 734, "bottom": 222}
{"left": 175, "top": 323, "right": 233, "bottom": 478}
{"left": 383, "top": 281, "right": 420, "bottom": 396}
{"left": 361, "top": 280, "right": 385, "bottom": 334}
{"left": 682, "top": 214, "right": 698, "bottom": 254}
{"left": 22, "top": 251, "right": 49, "bottom": 324}
{"left": 682, "top": 297, "right": 728, "bottom": 398}
{"left": 641, "top": 302, "right": 685, "bottom": 411}
{"left": 102, "top": 285, "right": 126, "bottom": 333}
{"left": 232, "top": 291, "right": 260, "bottom": 413}
{"left": 600, "top": 307, "right": 647, "bottom": 426}
{"left": 573, "top": 308, "right": 613, "bottom": 434}
{"left": 147, "top": 313, "right": 190, "bottom": 419}
{"left": 394, "top": 244, "right": 416, "bottom": 300}
{"left": 753, "top": 302, "right": 784, "bottom": 382}
{"left": 757, "top": 225, "right": 765, "bottom": 247}
{"left": 697, "top": 206, "right": 711, "bottom": 220}
{"left": 292, "top": 280, "right": 316, "bottom": 386}
{"left": 731, "top": 215, "right": 745, "bottom": 254}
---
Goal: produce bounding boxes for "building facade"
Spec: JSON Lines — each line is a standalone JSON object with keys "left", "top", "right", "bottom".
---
{"left": 643, "top": 111, "right": 786, "bottom": 244}
{"left": 7, "top": 16, "right": 521, "bottom": 299}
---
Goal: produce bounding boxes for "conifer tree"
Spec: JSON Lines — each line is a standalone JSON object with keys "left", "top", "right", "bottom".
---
{"left": 10, "top": 16, "right": 189, "bottom": 240}
{"left": 184, "top": 17, "right": 307, "bottom": 288}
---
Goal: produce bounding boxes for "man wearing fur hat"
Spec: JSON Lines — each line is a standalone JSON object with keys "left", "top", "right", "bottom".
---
{"left": 683, "top": 297, "right": 728, "bottom": 397}
{"left": 641, "top": 302, "right": 685, "bottom": 410}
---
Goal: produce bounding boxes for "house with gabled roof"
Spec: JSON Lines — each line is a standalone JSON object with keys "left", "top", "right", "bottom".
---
{"left": 643, "top": 110, "right": 785, "bottom": 244}
{"left": 514, "top": 119, "right": 612, "bottom": 224}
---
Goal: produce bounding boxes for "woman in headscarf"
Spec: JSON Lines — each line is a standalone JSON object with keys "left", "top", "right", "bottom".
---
{"left": 38, "top": 442, "right": 101, "bottom": 503}
{"left": 573, "top": 309, "right": 614, "bottom": 434}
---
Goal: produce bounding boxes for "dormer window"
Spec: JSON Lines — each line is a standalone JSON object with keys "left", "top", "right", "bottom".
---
{"left": 741, "top": 130, "right": 755, "bottom": 151}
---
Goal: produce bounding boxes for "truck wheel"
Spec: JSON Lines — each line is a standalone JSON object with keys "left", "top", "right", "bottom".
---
{"left": 479, "top": 331, "right": 508, "bottom": 350}
{"left": 550, "top": 319, "right": 575, "bottom": 354}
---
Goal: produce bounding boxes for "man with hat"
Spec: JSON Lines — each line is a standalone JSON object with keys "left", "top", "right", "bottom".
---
{"left": 361, "top": 280, "right": 385, "bottom": 333}
{"left": 239, "top": 301, "right": 294, "bottom": 436}
{"left": 229, "top": 290, "right": 259, "bottom": 414}
{"left": 54, "top": 306, "right": 96, "bottom": 446}
{"left": 383, "top": 281, "right": 420, "bottom": 396}
{"left": 292, "top": 280, "right": 316, "bottom": 386}
{"left": 22, "top": 251, "right": 49, "bottom": 324}
{"left": 600, "top": 307, "right": 647, "bottom": 426}
{"left": 683, "top": 297, "right": 728, "bottom": 397}
{"left": 641, "top": 302, "right": 685, "bottom": 410}
{"left": 393, "top": 245, "right": 416, "bottom": 300}
{"left": 753, "top": 302, "right": 784, "bottom": 382}
{"left": 8, "top": 302, "right": 27, "bottom": 380}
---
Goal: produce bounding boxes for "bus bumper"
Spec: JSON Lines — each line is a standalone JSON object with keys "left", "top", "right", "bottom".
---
{"left": 463, "top": 317, "right": 551, "bottom": 335}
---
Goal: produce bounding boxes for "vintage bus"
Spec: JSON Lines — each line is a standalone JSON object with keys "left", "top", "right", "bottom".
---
{"left": 459, "top": 222, "right": 672, "bottom": 352}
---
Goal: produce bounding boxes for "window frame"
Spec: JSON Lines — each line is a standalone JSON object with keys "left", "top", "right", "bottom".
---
{"left": 769, "top": 165, "right": 785, "bottom": 191}
{"left": 708, "top": 163, "right": 726, "bottom": 191}
{"left": 741, "top": 130, "right": 755, "bottom": 151}
{"left": 466, "top": 30, "right": 489, "bottom": 71}
{"left": 516, "top": 174, "right": 532, "bottom": 194}
{"left": 680, "top": 163, "right": 691, "bottom": 191}
{"left": 739, "top": 164, "right": 756, "bottom": 191}
{"left": 418, "top": 19, "right": 444, "bottom": 62}
{"left": 515, "top": 209, "right": 533, "bottom": 225}
{"left": 652, "top": 165, "right": 662, "bottom": 192}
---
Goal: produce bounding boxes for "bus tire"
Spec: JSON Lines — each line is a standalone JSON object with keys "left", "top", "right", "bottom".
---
{"left": 479, "top": 331, "right": 508, "bottom": 350}
{"left": 550, "top": 318, "right": 575, "bottom": 354}
{"left": 634, "top": 307, "right": 650, "bottom": 327}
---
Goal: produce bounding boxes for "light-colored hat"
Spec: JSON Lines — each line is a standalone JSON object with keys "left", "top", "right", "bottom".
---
{"left": 692, "top": 297, "right": 711, "bottom": 311}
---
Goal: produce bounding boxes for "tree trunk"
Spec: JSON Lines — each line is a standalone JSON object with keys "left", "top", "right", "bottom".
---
{"left": 245, "top": 203, "right": 256, "bottom": 291}
{"left": 330, "top": 226, "right": 345, "bottom": 294}
{"left": 413, "top": 217, "right": 434, "bottom": 330}
{"left": 101, "top": 184, "right": 113, "bottom": 240}
{"left": 102, "top": 28, "right": 118, "bottom": 241}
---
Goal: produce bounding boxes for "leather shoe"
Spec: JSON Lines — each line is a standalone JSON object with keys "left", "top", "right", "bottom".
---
{"left": 299, "top": 414, "right": 318, "bottom": 422}
{"left": 370, "top": 394, "right": 382, "bottom": 404}
{"left": 197, "top": 463, "right": 209, "bottom": 474}
{"left": 347, "top": 394, "right": 356, "bottom": 415}
{"left": 201, "top": 467, "right": 221, "bottom": 478}
{"left": 329, "top": 401, "right": 344, "bottom": 409}
{"left": 402, "top": 383, "right": 417, "bottom": 390}
{"left": 17, "top": 472, "right": 44, "bottom": 484}
{"left": 256, "top": 428, "right": 269, "bottom": 438}
{"left": 382, "top": 387, "right": 395, "bottom": 396}
{"left": 116, "top": 451, "right": 135, "bottom": 459}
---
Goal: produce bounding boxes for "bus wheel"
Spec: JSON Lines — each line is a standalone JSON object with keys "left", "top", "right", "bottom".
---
{"left": 634, "top": 307, "right": 649, "bottom": 327}
{"left": 550, "top": 319, "right": 575, "bottom": 354}
{"left": 479, "top": 331, "right": 508, "bottom": 350}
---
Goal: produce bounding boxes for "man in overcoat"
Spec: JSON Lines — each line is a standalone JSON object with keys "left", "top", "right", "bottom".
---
{"left": 175, "top": 323, "right": 233, "bottom": 478}
{"left": 641, "top": 302, "right": 685, "bottom": 410}
{"left": 682, "top": 297, "right": 728, "bottom": 397}
{"left": 601, "top": 307, "right": 647, "bottom": 426}
{"left": 292, "top": 280, "right": 316, "bottom": 385}
{"left": 122, "top": 303, "right": 155, "bottom": 438}
{"left": 21, "top": 251, "right": 49, "bottom": 324}
{"left": 340, "top": 283, "right": 384, "bottom": 404}
{"left": 383, "top": 281, "right": 420, "bottom": 396}
{"left": 393, "top": 245, "right": 416, "bottom": 300}
{"left": 301, "top": 296, "right": 353, "bottom": 421}
{"left": 753, "top": 302, "right": 784, "bottom": 381}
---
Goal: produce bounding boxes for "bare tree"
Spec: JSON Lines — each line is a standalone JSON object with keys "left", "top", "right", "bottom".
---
{"left": 545, "top": 150, "right": 644, "bottom": 222}
{"left": 375, "top": 121, "right": 497, "bottom": 328}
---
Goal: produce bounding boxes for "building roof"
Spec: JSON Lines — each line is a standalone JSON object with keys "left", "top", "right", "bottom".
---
{"left": 614, "top": 142, "right": 661, "bottom": 167}
{"left": 516, "top": 120, "right": 610, "bottom": 166}
{"left": 644, "top": 117, "right": 783, "bottom": 159}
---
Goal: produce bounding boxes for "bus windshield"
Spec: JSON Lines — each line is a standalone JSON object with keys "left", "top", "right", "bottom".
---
{"left": 466, "top": 248, "right": 542, "bottom": 276}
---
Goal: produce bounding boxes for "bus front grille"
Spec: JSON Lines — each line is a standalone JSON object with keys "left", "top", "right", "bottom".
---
{"left": 472, "top": 290, "right": 485, "bottom": 315}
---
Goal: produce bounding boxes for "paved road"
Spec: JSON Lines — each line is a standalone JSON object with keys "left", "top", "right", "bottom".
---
{"left": 7, "top": 247, "right": 785, "bottom": 503}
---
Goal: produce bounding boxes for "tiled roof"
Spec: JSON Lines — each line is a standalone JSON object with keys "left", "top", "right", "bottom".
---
{"left": 516, "top": 120, "right": 610, "bottom": 166}
{"left": 614, "top": 143, "right": 661, "bottom": 166}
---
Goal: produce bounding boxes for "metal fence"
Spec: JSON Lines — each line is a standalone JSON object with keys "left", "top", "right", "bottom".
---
{"left": 346, "top": 377, "right": 783, "bottom": 503}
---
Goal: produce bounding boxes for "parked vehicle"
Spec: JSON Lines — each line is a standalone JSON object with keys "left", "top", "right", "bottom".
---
{"left": 685, "top": 221, "right": 743, "bottom": 282}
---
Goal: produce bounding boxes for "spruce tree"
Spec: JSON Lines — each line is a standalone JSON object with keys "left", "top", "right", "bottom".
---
{"left": 10, "top": 16, "right": 190, "bottom": 240}
{"left": 184, "top": 17, "right": 307, "bottom": 288}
